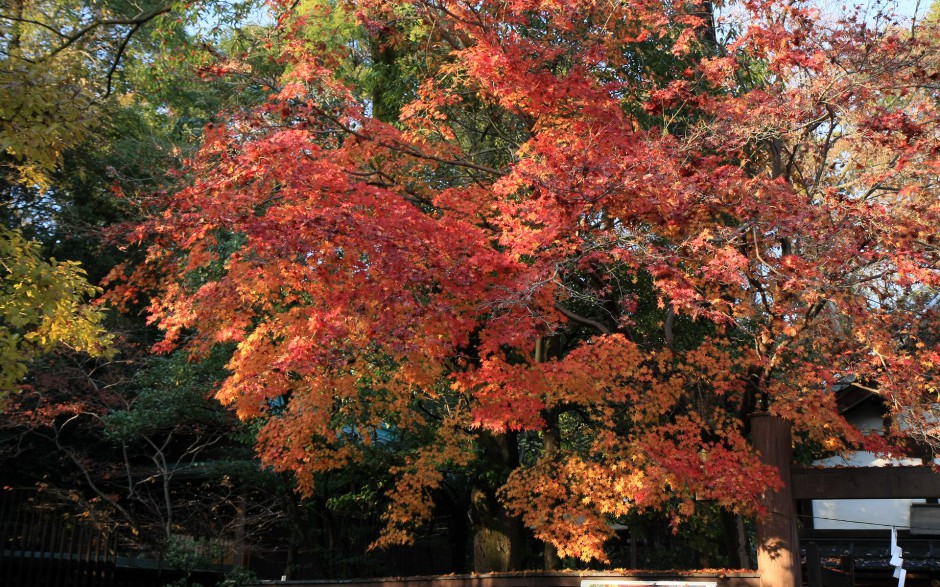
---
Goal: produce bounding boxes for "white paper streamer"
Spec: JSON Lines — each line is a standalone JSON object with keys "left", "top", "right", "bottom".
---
{"left": 890, "top": 527, "right": 905, "bottom": 587}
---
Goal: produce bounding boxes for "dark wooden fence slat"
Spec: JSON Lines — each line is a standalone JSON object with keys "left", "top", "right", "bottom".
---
{"left": 53, "top": 518, "right": 66, "bottom": 587}
{"left": 805, "top": 542, "right": 823, "bottom": 587}
{"left": 0, "top": 493, "right": 8, "bottom": 585}
{"left": 14, "top": 498, "right": 32, "bottom": 586}
{"left": 82, "top": 525, "right": 93, "bottom": 587}
{"left": 45, "top": 515, "right": 60, "bottom": 587}
{"left": 66, "top": 520, "right": 78, "bottom": 587}
{"left": 78, "top": 524, "right": 88, "bottom": 587}
{"left": 35, "top": 512, "right": 50, "bottom": 587}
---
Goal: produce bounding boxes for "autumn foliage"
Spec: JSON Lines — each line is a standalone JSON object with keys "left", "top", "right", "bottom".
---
{"left": 109, "top": 0, "right": 940, "bottom": 564}
{"left": 0, "top": 227, "right": 112, "bottom": 397}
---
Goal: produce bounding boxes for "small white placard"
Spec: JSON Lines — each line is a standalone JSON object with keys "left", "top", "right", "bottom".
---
{"left": 581, "top": 581, "right": 718, "bottom": 587}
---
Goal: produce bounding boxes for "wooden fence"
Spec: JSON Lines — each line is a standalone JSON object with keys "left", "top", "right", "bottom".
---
{"left": 0, "top": 491, "right": 116, "bottom": 587}
{"left": 255, "top": 571, "right": 761, "bottom": 587}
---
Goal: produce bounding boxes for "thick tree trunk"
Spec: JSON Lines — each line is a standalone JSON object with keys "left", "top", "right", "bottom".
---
{"left": 541, "top": 409, "right": 562, "bottom": 570}
{"left": 471, "top": 431, "right": 525, "bottom": 572}
{"left": 536, "top": 337, "right": 563, "bottom": 571}
{"left": 441, "top": 483, "right": 471, "bottom": 573}
{"left": 735, "top": 514, "right": 751, "bottom": 569}
{"left": 719, "top": 509, "right": 750, "bottom": 569}
{"left": 368, "top": 38, "right": 400, "bottom": 123}
{"left": 278, "top": 473, "right": 316, "bottom": 579}
{"left": 471, "top": 503, "right": 523, "bottom": 573}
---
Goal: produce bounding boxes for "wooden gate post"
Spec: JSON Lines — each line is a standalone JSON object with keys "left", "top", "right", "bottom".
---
{"left": 751, "top": 413, "right": 801, "bottom": 587}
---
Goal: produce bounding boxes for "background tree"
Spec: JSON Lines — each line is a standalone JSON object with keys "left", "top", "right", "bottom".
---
{"left": 0, "top": 0, "right": 289, "bottom": 575}
{"left": 0, "top": 0, "right": 267, "bottom": 185}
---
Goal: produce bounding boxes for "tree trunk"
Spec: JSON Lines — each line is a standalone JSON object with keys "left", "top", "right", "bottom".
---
{"left": 471, "top": 431, "right": 525, "bottom": 572}
{"left": 541, "top": 409, "right": 562, "bottom": 570}
{"left": 471, "top": 506, "right": 523, "bottom": 573}
{"left": 536, "top": 337, "right": 563, "bottom": 570}
{"left": 442, "top": 483, "right": 471, "bottom": 573}
{"left": 278, "top": 473, "right": 313, "bottom": 579}
{"left": 719, "top": 509, "right": 750, "bottom": 569}
{"left": 368, "top": 37, "right": 400, "bottom": 123}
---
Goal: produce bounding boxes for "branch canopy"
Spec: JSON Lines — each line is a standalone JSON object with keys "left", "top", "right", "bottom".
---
{"left": 109, "top": 0, "right": 940, "bottom": 562}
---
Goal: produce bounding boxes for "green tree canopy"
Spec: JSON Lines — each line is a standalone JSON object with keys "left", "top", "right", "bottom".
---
{"left": 0, "top": 226, "right": 111, "bottom": 398}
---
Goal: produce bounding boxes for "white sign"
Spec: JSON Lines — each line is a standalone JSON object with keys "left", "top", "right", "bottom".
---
{"left": 582, "top": 580, "right": 718, "bottom": 587}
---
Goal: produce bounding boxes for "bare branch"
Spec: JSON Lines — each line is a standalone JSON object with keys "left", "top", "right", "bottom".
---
{"left": 45, "top": 4, "right": 173, "bottom": 62}
{"left": 553, "top": 301, "right": 611, "bottom": 335}
{"left": 104, "top": 22, "right": 141, "bottom": 97}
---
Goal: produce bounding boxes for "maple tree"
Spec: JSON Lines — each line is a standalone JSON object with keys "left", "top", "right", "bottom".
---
{"left": 110, "top": 0, "right": 940, "bottom": 568}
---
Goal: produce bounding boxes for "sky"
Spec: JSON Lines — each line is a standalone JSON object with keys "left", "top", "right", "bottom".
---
{"left": 813, "top": 0, "right": 932, "bottom": 21}
{"left": 896, "top": 0, "right": 929, "bottom": 18}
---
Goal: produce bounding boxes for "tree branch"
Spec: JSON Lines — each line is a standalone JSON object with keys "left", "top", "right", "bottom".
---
{"left": 45, "top": 4, "right": 172, "bottom": 62}
{"left": 553, "top": 301, "right": 611, "bottom": 335}
{"left": 104, "top": 21, "right": 141, "bottom": 97}
{"left": 0, "top": 13, "right": 68, "bottom": 38}
{"left": 664, "top": 305, "right": 675, "bottom": 350}
{"left": 314, "top": 106, "right": 506, "bottom": 177}
{"left": 54, "top": 417, "right": 139, "bottom": 531}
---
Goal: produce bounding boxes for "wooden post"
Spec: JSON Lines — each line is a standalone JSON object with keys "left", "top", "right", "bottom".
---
{"left": 751, "top": 413, "right": 801, "bottom": 587}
